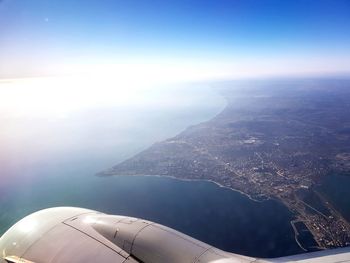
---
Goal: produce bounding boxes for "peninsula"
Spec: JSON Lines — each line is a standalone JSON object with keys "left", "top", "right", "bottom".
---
{"left": 98, "top": 79, "right": 350, "bottom": 250}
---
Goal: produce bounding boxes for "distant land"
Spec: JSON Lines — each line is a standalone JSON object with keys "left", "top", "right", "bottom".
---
{"left": 98, "top": 78, "right": 350, "bottom": 251}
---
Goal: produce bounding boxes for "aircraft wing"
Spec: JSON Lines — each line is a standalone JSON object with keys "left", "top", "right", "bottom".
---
{"left": 0, "top": 207, "right": 349, "bottom": 263}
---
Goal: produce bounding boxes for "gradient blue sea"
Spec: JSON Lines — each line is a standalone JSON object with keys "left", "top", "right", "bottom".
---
{"left": 0, "top": 84, "right": 304, "bottom": 258}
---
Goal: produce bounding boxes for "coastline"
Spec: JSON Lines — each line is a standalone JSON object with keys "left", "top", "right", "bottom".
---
{"left": 98, "top": 172, "right": 270, "bottom": 203}
{"left": 94, "top": 81, "right": 350, "bottom": 250}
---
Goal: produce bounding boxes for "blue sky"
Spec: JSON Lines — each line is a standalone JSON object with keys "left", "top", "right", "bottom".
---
{"left": 1, "top": 0, "right": 350, "bottom": 79}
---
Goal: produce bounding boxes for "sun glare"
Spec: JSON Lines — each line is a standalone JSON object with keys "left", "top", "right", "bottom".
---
{"left": 0, "top": 73, "right": 157, "bottom": 118}
{"left": 0, "top": 62, "right": 228, "bottom": 118}
{"left": 0, "top": 76, "right": 119, "bottom": 117}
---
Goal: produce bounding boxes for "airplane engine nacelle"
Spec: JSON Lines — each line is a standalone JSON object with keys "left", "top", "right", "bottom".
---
{"left": 0, "top": 207, "right": 252, "bottom": 263}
